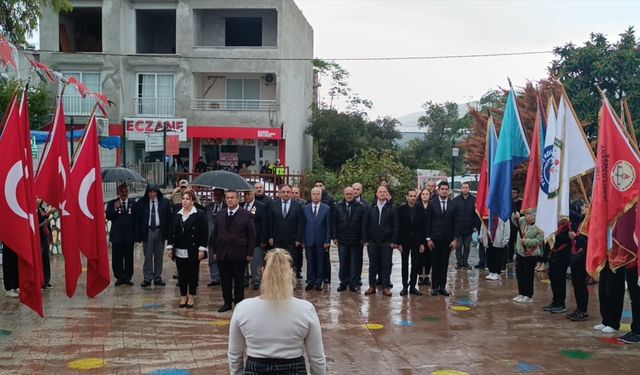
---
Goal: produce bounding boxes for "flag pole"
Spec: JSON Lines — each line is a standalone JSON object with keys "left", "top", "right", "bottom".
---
{"left": 623, "top": 100, "right": 638, "bottom": 151}
{"left": 576, "top": 176, "right": 590, "bottom": 206}
{"left": 71, "top": 102, "right": 100, "bottom": 166}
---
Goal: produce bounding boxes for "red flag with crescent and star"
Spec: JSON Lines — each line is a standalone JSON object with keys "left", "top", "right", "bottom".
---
{"left": 0, "top": 92, "right": 44, "bottom": 316}
{"left": 67, "top": 115, "right": 110, "bottom": 297}
{"left": 587, "top": 97, "right": 640, "bottom": 277}
{"left": 34, "top": 96, "right": 81, "bottom": 297}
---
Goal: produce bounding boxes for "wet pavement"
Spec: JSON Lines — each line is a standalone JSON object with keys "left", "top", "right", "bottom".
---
{"left": 0, "top": 246, "right": 638, "bottom": 374}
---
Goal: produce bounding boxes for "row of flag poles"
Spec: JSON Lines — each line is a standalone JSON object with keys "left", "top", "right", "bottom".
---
{"left": 475, "top": 80, "right": 640, "bottom": 282}
{"left": 0, "top": 36, "right": 110, "bottom": 316}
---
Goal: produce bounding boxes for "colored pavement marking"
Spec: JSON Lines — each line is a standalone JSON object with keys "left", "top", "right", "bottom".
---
{"left": 450, "top": 306, "right": 471, "bottom": 312}
{"left": 540, "top": 279, "right": 551, "bottom": 285}
{"left": 455, "top": 299, "right": 475, "bottom": 306}
{"left": 622, "top": 310, "right": 632, "bottom": 319}
{"left": 67, "top": 358, "right": 106, "bottom": 370}
{"left": 601, "top": 337, "right": 624, "bottom": 346}
{"left": 431, "top": 370, "right": 469, "bottom": 375}
{"left": 620, "top": 323, "right": 631, "bottom": 332}
{"left": 362, "top": 323, "right": 384, "bottom": 330}
{"left": 560, "top": 350, "right": 592, "bottom": 360}
{"left": 210, "top": 320, "right": 231, "bottom": 327}
{"left": 147, "top": 369, "right": 191, "bottom": 375}
{"left": 0, "top": 330, "right": 11, "bottom": 337}
{"left": 422, "top": 316, "right": 440, "bottom": 322}
{"left": 396, "top": 320, "right": 415, "bottom": 326}
{"left": 517, "top": 362, "right": 544, "bottom": 373}
{"left": 143, "top": 303, "right": 162, "bottom": 310}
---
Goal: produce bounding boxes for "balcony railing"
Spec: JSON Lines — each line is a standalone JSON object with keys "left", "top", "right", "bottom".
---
{"left": 133, "top": 97, "right": 176, "bottom": 117}
{"left": 191, "top": 99, "right": 278, "bottom": 111}
{"left": 62, "top": 95, "right": 96, "bottom": 116}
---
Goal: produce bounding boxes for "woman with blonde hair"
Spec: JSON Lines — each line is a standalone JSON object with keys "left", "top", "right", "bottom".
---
{"left": 228, "top": 249, "right": 326, "bottom": 375}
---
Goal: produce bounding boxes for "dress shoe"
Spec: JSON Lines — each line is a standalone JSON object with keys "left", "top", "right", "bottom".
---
{"left": 364, "top": 287, "right": 376, "bottom": 295}
{"left": 431, "top": 289, "right": 439, "bottom": 296}
{"left": 399, "top": 288, "right": 408, "bottom": 296}
{"left": 253, "top": 283, "right": 260, "bottom": 291}
{"left": 438, "top": 289, "right": 450, "bottom": 296}
{"left": 418, "top": 277, "right": 425, "bottom": 285}
{"left": 207, "top": 281, "right": 220, "bottom": 287}
{"left": 141, "top": 280, "right": 151, "bottom": 287}
{"left": 115, "top": 280, "right": 124, "bottom": 286}
{"left": 349, "top": 286, "right": 360, "bottom": 292}
{"left": 337, "top": 285, "right": 347, "bottom": 292}
{"left": 423, "top": 277, "right": 431, "bottom": 286}
{"left": 125, "top": 280, "right": 134, "bottom": 286}
{"left": 382, "top": 288, "right": 392, "bottom": 297}
{"left": 543, "top": 303, "right": 555, "bottom": 312}
{"left": 179, "top": 302, "right": 187, "bottom": 308}
{"left": 315, "top": 285, "right": 323, "bottom": 291}
{"left": 154, "top": 279, "right": 166, "bottom": 286}
{"left": 305, "top": 284, "right": 314, "bottom": 291}
{"left": 409, "top": 288, "right": 423, "bottom": 296}
{"left": 217, "top": 304, "right": 232, "bottom": 313}
{"left": 296, "top": 273, "right": 303, "bottom": 279}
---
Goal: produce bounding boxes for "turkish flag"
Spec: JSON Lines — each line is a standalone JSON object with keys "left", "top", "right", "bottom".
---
{"left": 587, "top": 98, "right": 640, "bottom": 277}
{"left": 0, "top": 36, "right": 17, "bottom": 70}
{"left": 67, "top": 115, "right": 110, "bottom": 297}
{"left": 521, "top": 96, "right": 545, "bottom": 212}
{"left": 0, "top": 93, "right": 44, "bottom": 316}
{"left": 35, "top": 98, "right": 81, "bottom": 297}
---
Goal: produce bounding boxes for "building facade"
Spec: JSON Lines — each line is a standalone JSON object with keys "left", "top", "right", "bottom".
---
{"left": 39, "top": 0, "right": 314, "bottom": 174}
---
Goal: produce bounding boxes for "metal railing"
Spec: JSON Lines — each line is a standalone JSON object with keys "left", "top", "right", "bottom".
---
{"left": 62, "top": 95, "right": 95, "bottom": 116}
{"left": 191, "top": 99, "right": 278, "bottom": 111}
{"left": 133, "top": 97, "right": 176, "bottom": 117}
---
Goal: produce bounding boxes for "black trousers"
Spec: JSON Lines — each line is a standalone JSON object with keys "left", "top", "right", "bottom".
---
{"left": 41, "top": 237, "right": 50, "bottom": 285}
{"left": 338, "top": 243, "right": 363, "bottom": 287}
{"left": 549, "top": 258, "right": 570, "bottom": 307}
{"left": 478, "top": 242, "right": 486, "bottom": 267}
{"left": 219, "top": 260, "right": 247, "bottom": 305}
{"left": 176, "top": 257, "right": 199, "bottom": 296}
{"left": 598, "top": 262, "right": 625, "bottom": 330}
{"left": 111, "top": 242, "right": 134, "bottom": 281}
{"left": 487, "top": 246, "right": 505, "bottom": 274}
{"left": 516, "top": 255, "right": 537, "bottom": 298}
{"left": 400, "top": 241, "right": 421, "bottom": 288}
{"left": 422, "top": 249, "right": 432, "bottom": 276}
{"left": 292, "top": 245, "right": 304, "bottom": 276}
{"left": 570, "top": 254, "right": 589, "bottom": 312}
{"left": 430, "top": 239, "right": 452, "bottom": 291}
{"left": 367, "top": 242, "right": 392, "bottom": 288}
{"left": 323, "top": 250, "right": 331, "bottom": 282}
{"left": 2, "top": 246, "right": 19, "bottom": 291}
{"left": 626, "top": 267, "right": 640, "bottom": 334}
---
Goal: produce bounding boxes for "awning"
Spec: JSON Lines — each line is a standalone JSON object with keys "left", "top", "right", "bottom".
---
{"left": 187, "top": 126, "right": 282, "bottom": 140}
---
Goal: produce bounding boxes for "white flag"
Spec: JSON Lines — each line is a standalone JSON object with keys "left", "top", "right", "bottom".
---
{"left": 537, "top": 98, "right": 559, "bottom": 240}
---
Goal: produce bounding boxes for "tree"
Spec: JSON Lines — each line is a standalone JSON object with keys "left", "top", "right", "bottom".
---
{"left": 417, "top": 101, "right": 469, "bottom": 171}
{"left": 550, "top": 27, "right": 640, "bottom": 138}
{"left": 337, "top": 148, "right": 415, "bottom": 202}
{"left": 0, "top": 0, "right": 73, "bottom": 47}
{"left": 0, "top": 78, "right": 55, "bottom": 129}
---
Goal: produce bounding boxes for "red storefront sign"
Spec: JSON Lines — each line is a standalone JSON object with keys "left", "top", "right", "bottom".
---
{"left": 166, "top": 135, "right": 180, "bottom": 155}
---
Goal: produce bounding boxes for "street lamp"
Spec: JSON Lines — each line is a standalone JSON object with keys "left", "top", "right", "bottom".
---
{"left": 451, "top": 144, "right": 459, "bottom": 191}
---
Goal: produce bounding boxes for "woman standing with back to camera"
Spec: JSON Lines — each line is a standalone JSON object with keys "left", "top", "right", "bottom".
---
{"left": 228, "top": 248, "right": 326, "bottom": 374}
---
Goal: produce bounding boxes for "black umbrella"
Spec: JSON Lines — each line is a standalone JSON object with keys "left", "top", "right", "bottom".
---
{"left": 191, "top": 170, "right": 253, "bottom": 191}
{"left": 101, "top": 167, "right": 146, "bottom": 183}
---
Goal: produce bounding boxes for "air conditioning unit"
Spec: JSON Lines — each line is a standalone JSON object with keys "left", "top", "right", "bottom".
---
{"left": 96, "top": 117, "right": 109, "bottom": 137}
{"left": 264, "top": 73, "right": 276, "bottom": 84}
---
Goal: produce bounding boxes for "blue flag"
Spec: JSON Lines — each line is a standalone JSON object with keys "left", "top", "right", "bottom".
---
{"left": 488, "top": 89, "right": 530, "bottom": 221}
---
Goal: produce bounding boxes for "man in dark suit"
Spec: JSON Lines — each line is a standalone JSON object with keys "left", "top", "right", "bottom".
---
{"left": 243, "top": 189, "right": 268, "bottom": 290}
{"left": 106, "top": 184, "right": 137, "bottom": 286}
{"left": 352, "top": 182, "right": 368, "bottom": 206}
{"left": 135, "top": 183, "right": 171, "bottom": 287}
{"left": 453, "top": 182, "right": 479, "bottom": 269}
{"left": 398, "top": 189, "right": 426, "bottom": 296}
{"left": 254, "top": 182, "right": 273, "bottom": 206}
{"left": 268, "top": 184, "right": 304, "bottom": 277}
{"left": 332, "top": 186, "right": 365, "bottom": 292}
{"left": 363, "top": 185, "right": 399, "bottom": 297}
{"left": 206, "top": 188, "right": 226, "bottom": 286}
{"left": 303, "top": 187, "right": 331, "bottom": 291}
{"left": 211, "top": 190, "right": 256, "bottom": 312}
{"left": 426, "top": 181, "right": 460, "bottom": 296}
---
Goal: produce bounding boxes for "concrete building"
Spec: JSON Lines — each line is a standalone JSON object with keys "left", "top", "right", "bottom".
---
{"left": 39, "top": 0, "right": 314, "bottom": 174}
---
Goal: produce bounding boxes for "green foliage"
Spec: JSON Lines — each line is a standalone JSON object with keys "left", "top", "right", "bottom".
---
{"left": 303, "top": 145, "right": 337, "bottom": 196}
{"left": 337, "top": 148, "right": 416, "bottom": 201}
{"left": 550, "top": 27, "right": 640, "bottom": 138}
{"left": 0, "top": 78, "right": 55, "bottom": 129}
{"left": 307, "top": 107, "right": 401, "bottom": 172}
{"left": 0, "top": 0, "right": 73, "bottom": 46}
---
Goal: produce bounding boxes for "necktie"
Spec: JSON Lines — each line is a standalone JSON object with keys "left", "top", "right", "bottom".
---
{"left": 150, "top": 200, "right": 156, "bottom": 228}
{"left": 441, "top": 201, "right": 446, "bottom": 215}
{"left": 214, "top": 204, "right": 220, "bottom": 214}
{"left": 313, "top": 205, "right": 318, "bottom": 218}
{"left": 283, "top": 201, "right": 288, "bottom": 217}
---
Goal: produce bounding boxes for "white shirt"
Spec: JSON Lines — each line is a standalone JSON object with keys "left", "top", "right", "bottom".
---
{"left": 166, "top": 206, "right": 207, "bottom": 258}
{"left": 228, "top": 297, "right": 326, "bottom": 375}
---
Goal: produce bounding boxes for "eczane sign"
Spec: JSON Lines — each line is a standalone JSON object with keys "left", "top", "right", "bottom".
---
{"left": 125, "top": 118, "right": 187, "bottom": 141}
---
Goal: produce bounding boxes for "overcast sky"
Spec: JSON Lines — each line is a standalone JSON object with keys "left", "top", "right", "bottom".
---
{"left": 294, "top": 0, "right": 640, "bottom": 120}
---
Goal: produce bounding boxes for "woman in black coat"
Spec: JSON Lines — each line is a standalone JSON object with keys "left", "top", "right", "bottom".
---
{"left": 417, "top": 188, "right": 433, "bottom": 286}
{"left": 166, "top": 189, "right": 209, "bottom": 308}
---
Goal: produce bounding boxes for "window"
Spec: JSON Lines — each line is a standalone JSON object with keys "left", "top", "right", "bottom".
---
{"left": 136, "top": 73, "right": 175, "bottom": 116}
{"left": 136, "top": 10, "right": 176, "bottom": 53}
{"left": 61, "top": 72, "right": 101, "bottom": 115}
{"left": 225, "top": 17, "right": 262, "bottom": 46}
{"left": 226, "top": 79, "right": 260, "bottom": 109}
{"left": 59, "top": 7, "right": 102, "bottom": 52}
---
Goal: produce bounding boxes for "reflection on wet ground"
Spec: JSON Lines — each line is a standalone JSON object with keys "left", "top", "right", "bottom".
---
{"left": 0, "top": 247, "right": 637, "bottom": 374}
